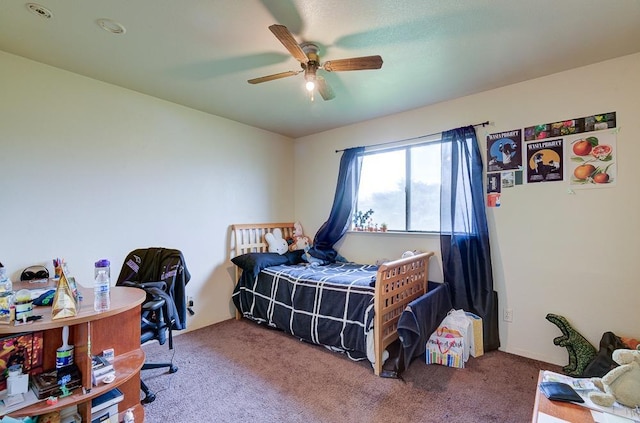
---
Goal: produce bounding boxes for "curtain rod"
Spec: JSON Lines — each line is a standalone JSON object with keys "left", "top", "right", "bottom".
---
{"left": 335, "top": 121, "right": 490, "bottom": 153}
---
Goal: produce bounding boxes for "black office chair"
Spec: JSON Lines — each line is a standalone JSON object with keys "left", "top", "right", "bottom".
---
{"left": 116, "top": 248, "right": 190, "bottom": 404}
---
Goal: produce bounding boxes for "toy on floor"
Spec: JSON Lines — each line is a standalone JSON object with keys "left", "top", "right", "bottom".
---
{"left": 545, "top": 313, "right": 597, "bottom": 377}
{"left": 589, "top": 349, "right": 640, "bottom": 408}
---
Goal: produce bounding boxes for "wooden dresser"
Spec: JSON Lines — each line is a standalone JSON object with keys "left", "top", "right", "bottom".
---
{"left": 1, "top": 284, "right": 145, "bottom": 422}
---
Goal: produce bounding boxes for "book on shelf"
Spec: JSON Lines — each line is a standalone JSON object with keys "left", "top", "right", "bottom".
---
{"left": 91, "top": 387, "right": 124, "bottom": 415}
{"left": 91, "top": 354, "right": 115, "bottom": 386}
{"left": 31, "top": 365, "right": 82, "bottom": 400}
{"left": 91, "top": 403, "right": 119, "bottom": 423}
{"left": 91, "top": 354, "right": 114, "bottom": 375}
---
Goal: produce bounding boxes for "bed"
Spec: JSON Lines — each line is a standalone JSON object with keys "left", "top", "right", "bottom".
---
{"left": 230, "top": 222, "right": 434, "bottom": 376}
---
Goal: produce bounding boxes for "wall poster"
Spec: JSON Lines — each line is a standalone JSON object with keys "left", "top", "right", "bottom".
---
{"left": 486, "top": 173, "right": 501, "bottom": 207}
{"left": 566, "top": 131, "right": 617, "bottom": 188}
{"left": 526, "top": 139, "right": 564, "bottom": 184}
{"left": 501, "top": 171, "right": 515, "bottom": 189}
{"left": 487, "top": 173, "right": 501, "bottom": 193}
{"left": 486, "top": 129, "right": 522, "bottom": 172}
{"left": 524, "top": 112, "right": 616, "bottom": 141}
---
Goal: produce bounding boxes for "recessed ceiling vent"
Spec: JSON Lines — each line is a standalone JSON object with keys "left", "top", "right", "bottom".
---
{"left": 26, "top": 3, "right": 53, "bottom": 19}
{"left": 97, "top": 18, "right": 126, "bottom": 35}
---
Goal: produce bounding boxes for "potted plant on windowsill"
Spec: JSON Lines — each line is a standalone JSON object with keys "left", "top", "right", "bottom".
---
{"left": 380, "top": 223, "right": 388, "bottom": 232}
{"left": 353, "top": 209, "right": 374, "bottom": 231}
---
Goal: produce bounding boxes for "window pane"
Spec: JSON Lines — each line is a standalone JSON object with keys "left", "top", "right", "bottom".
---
{"left": 409, "top": 143, "right": 441, "bottom": 232}
{"left": 357, "top": 150, "right": 405, "bottom": 230}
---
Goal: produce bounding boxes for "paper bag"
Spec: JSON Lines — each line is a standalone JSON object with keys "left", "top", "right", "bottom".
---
{"left": 51, "top": 268, "right": 79, "bottom": 319}
{"left": 426, "top": 332, "right": 465, "bottom": 368}
{"left": 439, "top": 309, "right": 472, "bottom": 362}
{"left": 465, "top": 312, "right": 484, "bottom": 358}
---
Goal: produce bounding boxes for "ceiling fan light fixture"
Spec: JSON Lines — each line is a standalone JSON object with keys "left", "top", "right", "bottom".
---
{"left": 304, "top": 61, "right": 318, "bottom": 92}
{"left": 305, "top": 79, "right": 315, "bottom": 92}
{"left": 249, "top": 25, "right": 381, "bottom": 102}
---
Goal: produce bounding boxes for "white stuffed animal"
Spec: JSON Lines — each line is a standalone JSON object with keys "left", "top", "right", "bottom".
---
{"left": 265, "top": 228, "right": 288, "bottom": 255}
{"left": 589, "top": 349, "right": 640, "bottom": 408}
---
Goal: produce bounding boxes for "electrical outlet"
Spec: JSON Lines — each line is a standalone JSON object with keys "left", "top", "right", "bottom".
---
{"left": 503, "top": 308, "right": 513, "bottom": 323}
{"left": 187, "top": 296, "right": 195, "bottom": 316}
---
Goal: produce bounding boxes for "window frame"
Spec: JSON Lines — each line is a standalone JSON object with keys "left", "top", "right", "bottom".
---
{"left": 354, "top": 136, "right": 442, "bottom": 234}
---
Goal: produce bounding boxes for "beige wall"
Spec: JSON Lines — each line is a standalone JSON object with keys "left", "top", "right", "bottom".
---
{"left": 0, "top": 51, "right": 294, "bottom": 331}
{"left": 2, "top": 48, "right": 638, "bottom": 366}
{"left": 294, "top": 53, "right": 640, "bottom": 365}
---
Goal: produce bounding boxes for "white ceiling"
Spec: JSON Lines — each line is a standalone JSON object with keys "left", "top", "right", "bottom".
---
{"left": 1, "top": 0, "right": 640, "bottom": 138}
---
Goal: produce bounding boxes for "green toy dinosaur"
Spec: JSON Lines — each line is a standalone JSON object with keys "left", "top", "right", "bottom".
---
{"left": 546, "top": 313, "right": 597, "bottom": 377}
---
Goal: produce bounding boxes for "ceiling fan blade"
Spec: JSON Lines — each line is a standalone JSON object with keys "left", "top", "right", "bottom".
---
{"left": 269, "top": 24, "right": 308, "bottom": 64}
{"left": 323, "top": 55, "right": 383, "bottom": 72}
{"left": 316, "top": 77, "right": 335, "bottom": 101}
{"left": 248, "top": 70, "right": 300, "bottom": 84}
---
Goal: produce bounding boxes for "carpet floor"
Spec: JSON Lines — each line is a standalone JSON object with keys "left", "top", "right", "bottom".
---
{"left": 140, "top": 318, "right": 560, "bottom": 422}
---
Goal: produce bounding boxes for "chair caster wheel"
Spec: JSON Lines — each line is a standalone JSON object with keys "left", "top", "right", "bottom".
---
{"left": 169, "top": 365, "right": 178, "bottom": 373}
{"left": 142, "top": 393, "right": 156, "bottom": 404}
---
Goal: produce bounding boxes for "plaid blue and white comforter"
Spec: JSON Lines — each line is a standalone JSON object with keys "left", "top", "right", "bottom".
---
{"left": 232, "top": 262, "right": 378, "bottom": 360}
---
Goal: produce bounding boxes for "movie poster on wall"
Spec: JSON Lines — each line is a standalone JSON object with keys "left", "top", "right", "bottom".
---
{"left": 486, "top": 129, "right": 522, "bottom": 172}
{"left": 526, "top": 139, "right": 564, "bottom": 183}
{"left": 566, "top": 131, "right": 617, "bottom": 188}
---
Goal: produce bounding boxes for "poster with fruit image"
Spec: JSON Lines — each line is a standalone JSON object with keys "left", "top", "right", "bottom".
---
{"left": 567, "top": 131, "right": 616, "bottom": 188}
{"left": 526, "top": 139, "right": 564, "bottom": 183}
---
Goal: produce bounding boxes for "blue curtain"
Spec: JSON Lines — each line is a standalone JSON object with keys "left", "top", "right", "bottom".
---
{"left": 310, "top": 147, "right": 364, "bottom": 262}
{"left": 440, "top": 126, "right": 499, "bottom": 351}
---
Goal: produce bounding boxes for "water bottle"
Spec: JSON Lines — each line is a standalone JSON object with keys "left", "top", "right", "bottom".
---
{"left": 0, "top": 262, "right": 11, "bottom": 293}
{"left": 93, "top": 259, "right": 110, "bottom": 312}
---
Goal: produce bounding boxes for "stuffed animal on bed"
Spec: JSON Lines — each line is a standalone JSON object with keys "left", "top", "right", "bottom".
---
{"left": 302, "top": 245, "right": 324, "bottom": 267}
{"left": 589, "top": 349, "right": 640, "bottom": 408}
{"left": 288, "top": 221, "right": 311, "bottom": 252}
{"left": 265, "top": 228, "right": 288, "bottom": 255}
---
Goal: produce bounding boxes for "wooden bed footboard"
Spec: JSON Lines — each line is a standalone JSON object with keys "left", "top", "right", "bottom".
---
{"left": 373, "top": 251, "right": 434, "bottom": 376}
{"left": 230, "top": 223, "right": 434, "bottom": 377}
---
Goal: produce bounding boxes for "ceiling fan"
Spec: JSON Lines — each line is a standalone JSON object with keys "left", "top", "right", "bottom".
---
{"left": 248, "top": 24, "right": 383, "bottom": 100}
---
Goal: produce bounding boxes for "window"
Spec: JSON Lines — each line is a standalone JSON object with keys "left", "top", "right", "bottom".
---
{"left": 355, "top": 138, "right": 441, "bottom": 232}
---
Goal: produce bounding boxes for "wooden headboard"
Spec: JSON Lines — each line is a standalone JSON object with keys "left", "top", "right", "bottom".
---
{"left": 230, "top": 222, "right": 296, "bottom": 320}
{"left": 230, "top": 222, "right": 296, "bottom": 258}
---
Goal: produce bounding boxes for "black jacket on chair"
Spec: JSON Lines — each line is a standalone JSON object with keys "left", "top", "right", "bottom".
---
{"left": 116, "top": 247, "right": 190, "bottom": 330}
